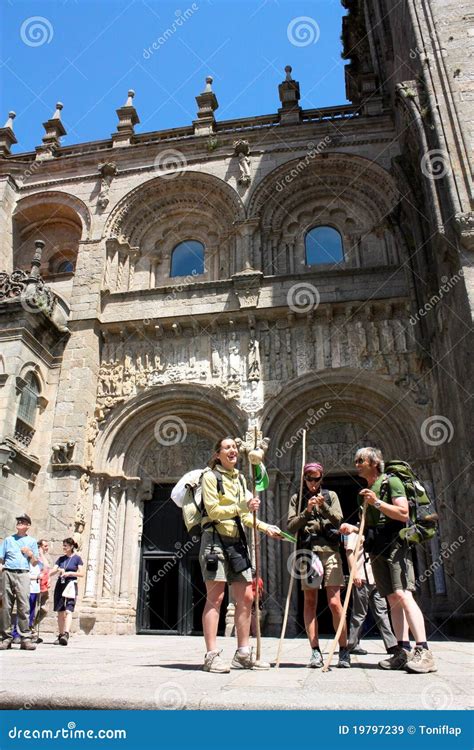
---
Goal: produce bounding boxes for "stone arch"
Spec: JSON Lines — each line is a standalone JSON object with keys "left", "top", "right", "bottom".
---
{"left": 95, "top": 383, "right": 248, "bottom": 479}
{"left": 261, "top": 368, "right": 431, "bottom": 475}
{"left": 247, "top": 153, "right": 401, "bottom": 274}
{"left": 12, "top": 192, "right": 91, "bottom": 297}
{"left": 103, "top": 172, "right": 246, "bottom": 286}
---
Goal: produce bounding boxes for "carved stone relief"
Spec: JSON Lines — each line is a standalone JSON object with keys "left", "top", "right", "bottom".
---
{"left": 141, "top": 432, "right": 212, "bottom": 481}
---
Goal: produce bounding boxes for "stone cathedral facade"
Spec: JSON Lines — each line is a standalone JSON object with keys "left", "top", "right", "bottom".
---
{"left": 0, "top": 1, "right": 472, "bottom": 637}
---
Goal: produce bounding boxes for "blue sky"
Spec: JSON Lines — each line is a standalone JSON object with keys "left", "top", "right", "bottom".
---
{"left": 1, "top": 0, "right": 349, "bottom": 154}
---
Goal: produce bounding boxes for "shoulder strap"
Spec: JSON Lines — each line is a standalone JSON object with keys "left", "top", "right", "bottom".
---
{"left": 322, "top": 488, "right": 331, "bottom": 504}
{"left": 212, "top": 468, "right": 224, "bottom": 496}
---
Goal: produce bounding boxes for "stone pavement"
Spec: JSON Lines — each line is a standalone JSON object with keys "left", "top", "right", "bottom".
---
{"left": 0, "top": 635, "right": 472, "bottom": 711}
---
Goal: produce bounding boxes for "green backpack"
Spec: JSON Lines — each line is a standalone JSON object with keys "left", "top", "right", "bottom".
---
{"left": 380, "top": 460, "right": 438, "bottom": 545}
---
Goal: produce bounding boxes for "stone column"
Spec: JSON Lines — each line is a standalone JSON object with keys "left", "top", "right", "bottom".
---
{"left": 102, "top": 481, "right": 121, "bottom": 598}
{"left": 84, "top": 475, "right": 105, "bottom": 601}
{"left": 119, "top": 483, "right": 139, "bottom": 604}
{"left": 112, "top": 484, "right": 127, "bottom": 597}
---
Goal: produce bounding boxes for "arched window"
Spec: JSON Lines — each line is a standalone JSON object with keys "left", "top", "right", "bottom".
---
{"left": 17, "top": 372, "right": 40, "bottom": 428}
{"left": 305, "top": 226, "right": 344, "bottom": 265}
{"left": 56, "top": 259, "right": 75, "bottom": 273}
{"left": 170, "top": 240, "right": 205, "bottom": 278}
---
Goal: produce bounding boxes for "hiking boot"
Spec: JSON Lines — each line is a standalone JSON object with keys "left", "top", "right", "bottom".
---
{"left": 58, "top": 632, "right": 69, "bottom": 646}
{"left": 349, "top": 645, "right": 368, "bottom": 655}
{"left": 54, "top": 634, "right": 62, "bottom": 645}
{"left": 0, "top": 639, "right": 12, "bottom": 651}
{"left": 12, "top": 636, "right": 21, "bottom": 645}
{"left": 338, "top": 647, "right": 351, "bottom": 668}
{"left": 203, "top": 649, "right": 230, "bottom": 673}
{"left": 378, "top": 647, "right": 409, "bottom": 670}
{"left": 231, "top": 648, "right": 271, "bottom": 670}
{"left": 308, "top": 647, "right": 323, "bottom": 668}
{"left": 405, "top": 646, "right": 437, "bottom": 674}
{"left": 20, "top": 639, "right": 36, "bottom": 651}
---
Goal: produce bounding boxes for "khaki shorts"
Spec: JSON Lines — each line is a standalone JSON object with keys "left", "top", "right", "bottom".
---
{"left": 301, "top": 549, "right": 344, "bottom": 590}
{"left": 370, "top": 543, "right": 415, "bottom": 597}
{"left": 199, "top": 530, "right": 252, "bottom": 584}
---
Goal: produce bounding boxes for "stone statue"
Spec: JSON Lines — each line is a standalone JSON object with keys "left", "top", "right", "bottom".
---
{"left": 247, "top": 336, "right": 261, "bottom": 381}
{"left": 234, "top": 140, "right": 251, "bottom": 186}
{"left": 97, "top": 162, "right": 117, "bottom": 210}
{"left": 51, "top": 441, "right": 75, "bottom": 465}
{"left": 228, "top": 332, "right": 241, "bottom": 382}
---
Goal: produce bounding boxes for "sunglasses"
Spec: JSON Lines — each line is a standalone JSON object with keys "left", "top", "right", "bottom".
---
{"left": 304, "top": 475, "right": 322, "bottom": 482}
{"left": 355, "top": 458, "right": 365, "bottom": 464}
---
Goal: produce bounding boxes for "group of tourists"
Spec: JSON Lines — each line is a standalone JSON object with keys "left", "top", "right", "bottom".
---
{"left": 0, "top": 439, "right": 436, "bottom": 678}
{"left": 199, "top": 438, "right": 437, "bottom": 676}
{"left": 0, "top": 514, "right": 83, "bottom": 649}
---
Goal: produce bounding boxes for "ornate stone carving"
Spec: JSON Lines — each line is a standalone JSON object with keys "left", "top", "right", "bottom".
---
{"left": 247, "top": 336, "right": 261, "bottom": 381}
{"left": 51, "top": 441, "right": 75, "bottom": 466}
{"left": 73, "top": 472, "right": 89, "bottom": 547}
{"left": 141, "top": 433, "right": 211, "bottom": 481}
{"left": 454, "top": 211, "right": 474, "bottom": 250}
{"left": 234, "top": 139, "right": 251, "bottom": 187}
{"left": 97, "top": 162, "right": 117, "bottom": 210}
{"left": 231, "top": 268, "right": 263, "bottom": 308}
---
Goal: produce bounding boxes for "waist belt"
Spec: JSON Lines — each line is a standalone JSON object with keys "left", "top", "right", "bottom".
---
{"left": 5, "top": 568, "right": 29, "bottom": 573}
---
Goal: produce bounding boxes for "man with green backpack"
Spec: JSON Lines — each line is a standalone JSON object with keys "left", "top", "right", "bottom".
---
{"left": 341, "top": 446, "right": 437, "bottom": 674}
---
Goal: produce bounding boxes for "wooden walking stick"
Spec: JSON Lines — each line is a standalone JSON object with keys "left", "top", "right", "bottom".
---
{"left": 322, "top": 500, "right": 368, "bottom": 672}
{"left": 251, "top": 427, "right": 262, "bottom": 662}
{"left": 275, "top": 428, "right": 306, "bottom": 669}
{"left": 236, "top": 427, "right": 270, "bottom": 668}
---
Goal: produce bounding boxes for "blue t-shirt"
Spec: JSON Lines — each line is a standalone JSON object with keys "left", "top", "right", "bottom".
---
{"left": 0, "top": 534, "right": 39, "bottom": 570}
{"left": 55, "top": 554, "right": 83, "bottom": 581}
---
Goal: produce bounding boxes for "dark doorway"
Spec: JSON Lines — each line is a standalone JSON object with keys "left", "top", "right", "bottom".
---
{"left": 137, "top": 483, "right": 227, "bottom": 635}
{"left": 296, "top": 473, "right": 365, "bottom": 637}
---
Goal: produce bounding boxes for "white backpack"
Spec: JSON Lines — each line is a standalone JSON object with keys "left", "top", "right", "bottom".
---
{"left": 171, "top": 468, "right": 247, "bottom": 534}
{"left": 171, "top": 468, "right": 209, "bottom": 533}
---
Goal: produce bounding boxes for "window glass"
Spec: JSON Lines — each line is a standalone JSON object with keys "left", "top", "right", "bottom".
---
{"left": 170, "top": 241, "right": 204, "bottom": 277}
{"left": 57, "top": 260, "right": 74, "bottom": 273}
{"left": 17, "top": 372, "right": 40, "bottom": 427}
{"left": 305, "top": 226, "right": 344, "bottom": 265}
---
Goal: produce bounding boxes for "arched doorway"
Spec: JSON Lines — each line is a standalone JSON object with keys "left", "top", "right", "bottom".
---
{"left": 260, "top": 369, "right": 433, "bottom": 637}
{"left": 83, "top": 384, "right": 246, "bottom": 635}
